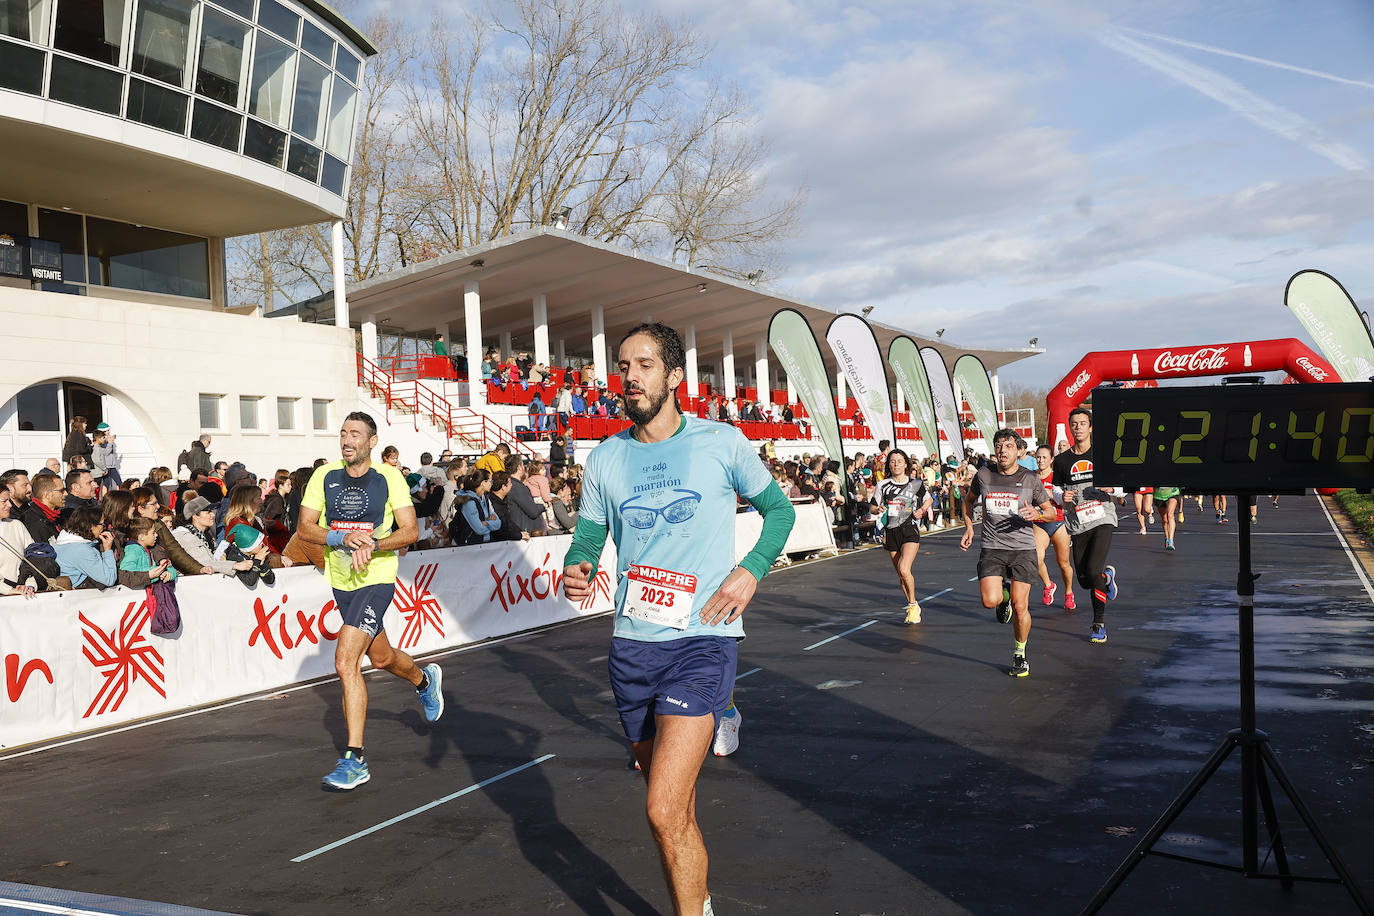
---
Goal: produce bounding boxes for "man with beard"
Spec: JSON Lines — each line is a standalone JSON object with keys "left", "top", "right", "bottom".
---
{"left": 297, "top": 412, "right": 444, "bottom": 790}
{"left": 562, "top": 323, "right": 795, "bottom": 916}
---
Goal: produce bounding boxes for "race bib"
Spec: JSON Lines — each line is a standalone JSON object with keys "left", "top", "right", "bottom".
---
{"left": 624, "top": 564, "right": 697, "bottom": 630}
{"left": 1075, "top": 500, "right": 1107, "bottom": 525}
{"left": 329, "top": 520, "right": 373, "bottom": 532}
{"left": 986, "top": 491, "right": 1019, "bottom": 516}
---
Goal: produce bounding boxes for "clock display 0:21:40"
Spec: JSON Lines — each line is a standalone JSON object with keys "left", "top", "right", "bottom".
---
{"left": 1113, "top": 407, "right": 1374, "bottom": 465}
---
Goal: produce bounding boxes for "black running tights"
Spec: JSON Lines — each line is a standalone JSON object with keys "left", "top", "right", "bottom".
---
{"left": 1071, "top": 525, "right": 1114, "bottom": 624}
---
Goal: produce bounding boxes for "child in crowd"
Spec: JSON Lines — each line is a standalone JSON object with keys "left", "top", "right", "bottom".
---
{"left": 119, "top": 517, "right": 177, "bottom": 588}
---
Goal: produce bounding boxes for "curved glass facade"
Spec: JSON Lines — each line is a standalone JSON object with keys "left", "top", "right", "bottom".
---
{"left": 0, "top": 0, "right": 366, "bottom": 197}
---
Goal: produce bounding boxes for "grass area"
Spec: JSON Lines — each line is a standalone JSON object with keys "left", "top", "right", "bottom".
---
{"left": 1334, "top": 489, "right": 1374, "bottom": 542}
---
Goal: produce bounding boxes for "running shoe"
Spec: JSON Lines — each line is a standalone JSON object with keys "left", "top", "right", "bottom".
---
{"left": 1090, "top": 623, "right": 1107, "bottom": 644}
{"left": 1137, "top": 527, "right": 1146, "bottom": 536}
{"left": 1008, "top": 654, "right": 1030, "bottom": 678}
{"left": 905, "top": 602, "right": 922, "bottom": 624}
{"left": 1042, "top": 583, "right": 1056, "bottom": 606}
{"left": 1103, "top": 565, "right": 1118, "bottom": 601}
{"left": 713, "top": 707, "right": 742, "bottom": 757}
{"left": 996, "top": 587, "right": 1013, "bottom": 625}
{"left": 1064, "top": 590, "right": 1076, "bottom": 611}
{"left": 1147, "top": 513, "right": 1155, "bottom": 525}
{"left": 417, "top": 663, "right": 444, "bottom": 722}
{"left": 322, "top": 751, "right": 370, "bottom": 790}
{"left": 1165, "top": 538, "right": 1175, "bottom": 551}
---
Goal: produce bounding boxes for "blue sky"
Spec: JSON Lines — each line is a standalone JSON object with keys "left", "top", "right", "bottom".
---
{"left": 382, "top": 0, "right": 1374, "bottom": 391}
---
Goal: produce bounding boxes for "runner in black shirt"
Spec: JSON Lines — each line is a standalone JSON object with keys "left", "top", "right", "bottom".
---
{"left": 1051, "top": 407, "right": 1121, "bottom": 644}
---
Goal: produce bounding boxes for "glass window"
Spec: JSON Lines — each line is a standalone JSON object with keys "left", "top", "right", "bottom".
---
{"left": 53, "top": 0, "right": 127, "bottom": 65}
{"left": 190, "top": 97, "right": 241, "bottom": 150}
{"left": 126, "top": 77, "right": 188, "bottom": 133}
{"left": 48, "top": 54, "right": 123, "bottom": 114}
{"left": 324, "top": 76, "right": 354, "bottom": 158}
{"left": 334, "top": 49, "right": 357, "bottom": 84}
{"left": 1, "top": 0, "right": 52, "bottom": 44}
{"left": 286, "top": 136, "right": 318, "bottom": 181}
{"left": 131, "top": 0, "right": 194, "bottom": 87}
{"left": 0, "top": 199, "right": 26, "bottom": 237}
{"left": 209, "top": 0, "right": 250, "bottom": 17}
{"left": 0, "top": 39, "right": 44, "bottom": 94}
{"left": 239, "top": 395, "right": 259, "bottom": 430}
{"left": 195, "top": 8, "right": 248, "bottom": 106}
{"left": 300, "top": 18, "right": 331, "bottom": 64}
{"left": 291, "top": 54, "right": 328, "bottom": 144}
{"left": 320, "top": 154, "right": 346, "bottom": 195}
{"left": 243, "top": 117, "right": 286, "bottom": 166}
{"left": 248, "top": 29, "right": 293, "bottom": 127}
{"left": 17, "top": 384, "right": 61, "bottom": 432}
{"left": 198, "top": 393, "right": 220, "bottom": 429}
{"left": 36, "top": 208, "right": 85, "bottom": 284}
{"left": 85, "top": 216, "right": 209, "bottom": 298}
{"left": 255, "top": 0, "right": 294, "bottom": 41}
{"left": 276, "top": 397, "right": 294, "bottom": 429}
{"left": 312, "top": 398, "right": 328, "bottom": 430}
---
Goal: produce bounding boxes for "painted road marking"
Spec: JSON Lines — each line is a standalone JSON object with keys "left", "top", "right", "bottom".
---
{"left": 735, "top": 667, "right": 762, "bottom": 681}
{"left": 803, "top": 620, "right": 877, "bottom": 652}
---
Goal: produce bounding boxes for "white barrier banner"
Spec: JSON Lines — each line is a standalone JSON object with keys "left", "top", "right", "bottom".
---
{"left": 0, "top": 536, "right": 616, "bottom": 750}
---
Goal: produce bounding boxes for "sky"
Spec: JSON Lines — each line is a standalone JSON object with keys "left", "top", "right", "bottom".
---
{"left": 367, "top": 0, "right": 1374, "bottom": 393}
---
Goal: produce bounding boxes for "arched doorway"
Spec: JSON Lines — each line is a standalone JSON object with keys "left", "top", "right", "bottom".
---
{"left": 0, "top": 381, "right": 154, "bottom": 474}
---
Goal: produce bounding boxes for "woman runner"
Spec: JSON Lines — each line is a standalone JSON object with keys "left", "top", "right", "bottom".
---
{"left": 1033, "top": 444, "right": 1075, "bottom": 609}
{"left": 871, "top": 449, "right": 933, "bottom": 624}
{"left": 1154, "top": 485, "right": 1181, "bottom": 550}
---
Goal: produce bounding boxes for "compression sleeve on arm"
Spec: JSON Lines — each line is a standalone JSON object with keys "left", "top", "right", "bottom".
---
{"left": 563, "top": 516, "right": 609, "bottom": 576}
{"left": 739, "top": 485, "right": 796, "bottom": 582}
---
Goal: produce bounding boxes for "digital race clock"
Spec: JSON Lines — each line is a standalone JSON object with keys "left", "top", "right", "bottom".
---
{"left": 1093, "top": 382, "right": 1374, "bottom": 492}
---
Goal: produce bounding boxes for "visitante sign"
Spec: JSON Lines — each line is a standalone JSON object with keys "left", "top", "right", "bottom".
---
{"left": 0, "top": 234, "right": 63, "bottom": 283}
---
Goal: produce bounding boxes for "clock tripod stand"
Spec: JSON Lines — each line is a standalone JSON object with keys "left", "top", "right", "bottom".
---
{"left": 1082, "top": 497, "right": 1372, "bottom": 915}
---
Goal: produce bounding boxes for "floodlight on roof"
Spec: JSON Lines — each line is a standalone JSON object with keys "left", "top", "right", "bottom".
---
{"left": 552, "top": 206, "right": 572, "bottom": 229}
{"left": 747, "top": 269, "right": 764, "bottom": 286}
{"left": 935, "top": 328, "right": 945, "bottom": 338}
{"left": 697, "top": 283, "right": 708, "bottom": 293}
{"left": 861, "top": 306, "right": 874, "bottom": 317}
{"left": 1029, "top": 337, "right": 1038, "bottom": 346}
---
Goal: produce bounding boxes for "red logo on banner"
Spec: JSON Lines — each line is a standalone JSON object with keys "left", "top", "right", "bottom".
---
{"left": 6, "top": 653, "right": 54, "bottom": 703}
{"left": 81, "top": 602, "right": 166, "bottom": 718}
{"left": 396, "top": 563, "right": 444, "bottom": 650}
{"left": 489, "top": 553, "right": 612, "bottom": 614}
{"left": 249, "top": 593, "right": 340, "bottom": 660}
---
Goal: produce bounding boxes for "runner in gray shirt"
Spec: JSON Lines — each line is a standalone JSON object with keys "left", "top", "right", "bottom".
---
{"left": 960, "top": 429, "right": 1055, "bottom": 677}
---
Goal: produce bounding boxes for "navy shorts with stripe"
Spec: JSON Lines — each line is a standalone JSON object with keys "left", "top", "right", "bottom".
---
{"left": 608, "top": 635, "right": 739, "bottom": 743}
{"left": 333, "top": 583, "right": 395, "bottom": 638}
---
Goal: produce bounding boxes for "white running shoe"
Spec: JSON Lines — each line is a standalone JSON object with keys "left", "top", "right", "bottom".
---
{"left": 713, "top": 707, "right": 742, "bottom": 756}
{"left": 905, "top": 601, "right": 922, "bottom": 624}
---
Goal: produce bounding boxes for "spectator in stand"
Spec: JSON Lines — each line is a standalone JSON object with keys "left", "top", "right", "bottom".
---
{"left": 62, "top": 416, "right": 92, "bottom": 471}
{"left": 782, "top": 403, "right": 794, "bottom": 423}
{"left": 91, "top": 425, "right": 121, "bottom": 492}
{"left": 505, "top": 358, "right": 526, "bottom": 391}
{"left": 503, "top": 455, "right": 546, "bottom": 536}
{"left": 528, "top": 391, "right": 547, "bottom": 439}
{"left": 417, "top": 453, "right": 445, "bottom": 488}
{"left": 571, "top": 386, "right": 587, "bottom": 416}
{"left": 528, "top": 361, "right": 548, "bottom": 386}
{"left": 223, "top": 483, "right": 290, "bottom": 568}
{"left": 381, "top": 446, "right": 400, "bottom": 468}
{"left": 180, "top": 434, "right": 213, "bottom": 477}
{"left": 2, "top": 469, "right": 32, "bottom": 514}
{"left": 174, "top": 495, "right": 254, "bottom": 579}
{"left": 259, "top": 470, "right": 293, "bottom": 553}
{"left": 580, "top": 362, "right": 596, "bottom": 386}
{"left": 449, "top": 469, "right": 501, "bottom": 545}
{"left": 0, "top": 490, "right": 38, "bottom": 596}
{"left": 117, "top": 517, "right": 177, "bottom": 590}
{"left": 131, "top": 485, "right": 207, "bottom": 575}
{"left": 524, "top": 457, "right": 552, "bottom": 506}
{"left": 487, "top": 470, "right": 527, "bottom": 542}
{"left": 436, "top": 460, "right": 469, "bottom": 532}
{"left": 100, "top": 489, "right": 135, "bottom": 557}
{"left": 147, "top": 466, "right": 174, "bottom": 505}
{"left": 283, "top": 466, "right": 313, "bottom": 532}
{"left": 54, "top": 505, "right": 116, "bottom": 588}
{"left": 60, "top": 469, "right": 100, "bottom": 527}
{"left": 725, "top": 397, "right": 740, "bottom": 424}
{"left": 21, "top": 473, "right": 64, "bottom": 543}
{"left": 609, "top": 394, "right": 623, "bottom": 418}
{"left": 476, "top": 443, "right": 510, "bottom": 475}
{"left": 549, "top": 434, "right": 569, "bottom": 473}
{"left": 194, "top": 470, "right": 224, "bottom": 506}
{"left": 546, "top": 478, "right": 578, "bottom": 534}
{"left": 555, "top": 383, "right": 574, "bottom": 430}
{"left": 481, "top": 349, "right": 499, "bottom": 382}
{"left": 42, "top": 457, "right": 61, "bottom": 476}
{"left": 705, "top": 397, "right": 719, "bottom": 421}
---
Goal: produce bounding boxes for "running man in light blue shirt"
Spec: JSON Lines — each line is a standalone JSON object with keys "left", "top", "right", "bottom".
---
{"left": 563, "top": 323, "right": 795, "bottom": 916}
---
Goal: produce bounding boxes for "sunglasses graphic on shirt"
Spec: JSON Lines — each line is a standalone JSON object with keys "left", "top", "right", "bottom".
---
{"left": 619, "top": 488, "right": 703, "bottom": 529}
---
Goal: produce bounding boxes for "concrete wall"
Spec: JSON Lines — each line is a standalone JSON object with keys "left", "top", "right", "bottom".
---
{"left": 0, "top": 287, "right": 358, "bottom": 475}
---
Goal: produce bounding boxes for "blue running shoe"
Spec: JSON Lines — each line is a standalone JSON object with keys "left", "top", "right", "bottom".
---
{"left": 322, "top": 751, "right": 369, "bottom": 790}
{"left": 417, "top": 663, "right": 444, "bottom": 722}
{"left": 1165, "top": 538, "right": 1175, "bottom": 551}
{"left": 1103, "top": 565, "right": 1118, "bottom": 601}
{"left": 1090, "top": 623, "right": 1107, "bottom": 644}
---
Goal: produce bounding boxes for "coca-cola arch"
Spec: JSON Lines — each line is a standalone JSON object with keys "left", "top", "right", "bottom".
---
{"left": 1046, "top": 338, "right": 1336, "bottom": 447}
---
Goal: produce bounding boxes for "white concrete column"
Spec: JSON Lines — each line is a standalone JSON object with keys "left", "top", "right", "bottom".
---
{"left": 836, "top": 369, "right": 847, "bottom": 408}
{"left": 591, "top": 304, "right": 608, "bottom": 385}
{"left": 722, "top": 331, "right": 736, "bottom": 399}
{"left": 685, "top": 324, "right": 700, "bottom": 399}
{"left": 361, "top": 316, "right": 378, "bottom": 362}
{"left": 786, "top": 372, "right": 795, "bottom": 405}
{"left": 555, "top": 338, "right": 565, "bottom": 367}
{"left": 755, "top": 335, "right": 770, "bottom": 409}
{"left": 464, "top": 281, "right": 485, "bottom": 408}
{"left": 532, "top": 294, "right": 550, "bottom": 367}
{"left": 331, "top": 220, "right": 349, "bottom": 328}
{"left": 991, "top": 369, "right": 1003, "bottom": 421}
{"left": 499, "top": 332, "right": 513, "bottom": 360}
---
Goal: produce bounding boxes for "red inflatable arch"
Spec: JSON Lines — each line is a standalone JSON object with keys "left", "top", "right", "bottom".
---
{"left": 1046, "top": 338, "right": 1336, "bottom": 448}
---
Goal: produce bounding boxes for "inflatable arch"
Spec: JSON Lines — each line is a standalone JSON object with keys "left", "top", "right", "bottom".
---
{"left": 1046, "top": 338, "right": 1336, "bottom": 447}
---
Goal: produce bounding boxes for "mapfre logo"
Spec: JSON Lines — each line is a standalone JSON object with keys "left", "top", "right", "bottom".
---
{"left": 1153, "top": 347, "right": 1229, "bottom": 375}
{"left": 1065, "top": 370, "right": 1092, "bottom": 398}
{"left": 1295, "top": 356, "right": 1328, "bottom": 381}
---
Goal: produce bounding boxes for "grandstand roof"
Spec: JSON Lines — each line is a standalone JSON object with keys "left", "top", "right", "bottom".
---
{"left": 284, "top": 228, "right": 1043, "bottom": 375}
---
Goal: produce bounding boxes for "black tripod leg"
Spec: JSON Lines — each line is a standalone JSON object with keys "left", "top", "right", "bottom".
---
{"left": 1258, "top": 743, "right": 1374, "bottom": 915}
{"left": 1251, "top": 754, "right": 1292, "bottom": 888}
{"left": 1081, "top": 736, "right": 1239, "bottom": 916}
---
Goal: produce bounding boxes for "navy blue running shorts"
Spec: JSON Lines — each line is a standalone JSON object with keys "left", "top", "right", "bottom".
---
{"left": 333, "top": 583, "right": 396, "bottom": 638}
{"left": 608, "top": 635, "right": 739, "bottom": 743}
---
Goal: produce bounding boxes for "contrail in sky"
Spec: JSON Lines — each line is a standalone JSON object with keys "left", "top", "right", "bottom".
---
{"left": 1100, "top": 29, "right": 1368, "bottom": 172}
{"left": 1120, "top": 26, "right": 1374, "bottom": 92}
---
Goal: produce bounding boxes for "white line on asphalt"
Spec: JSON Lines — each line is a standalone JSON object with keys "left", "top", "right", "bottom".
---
{"left": 803, "top": 620, "right": 876, "bottom": 651}
{"left": 1317, "top": 498, "right": 1374, "bottom": 605}
{"left": 735, "top": 667, "right": 762, "bottom": 681}
{"left": 920, "top": 587, "right": 954, "bottom": 602}
{"left": 0, "top": 898, "right": 132, "bottom": 915}
{"left": 292, "top": 754, "right": 557, "bottom": 863}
